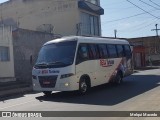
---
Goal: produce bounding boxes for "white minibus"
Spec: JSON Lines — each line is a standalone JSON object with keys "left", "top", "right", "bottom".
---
{"left": 32, "top": 36, "right": 133, "bottom": 95}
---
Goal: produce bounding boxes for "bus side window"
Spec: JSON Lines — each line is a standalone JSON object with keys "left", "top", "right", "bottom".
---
{"left": 76, "top": 44, "right": 89, "bottom": 64}
{"left": 88, "top": 44, "right": 100, "bottom": 60}
{"left": 107, "top": 44, "right": 118, "bottom": 58}
{"left": 98, "top": 44, "right": 108, "bottom": 59}
{"left": 116, "top": 45, "right": 125, "bottom": 57}
{"left": 124, "top": 45, "right": 132, "bottom": 58}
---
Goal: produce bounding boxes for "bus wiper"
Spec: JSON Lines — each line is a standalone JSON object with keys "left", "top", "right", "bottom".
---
{"left": 48, "top": 61, "right": 66, "bottom": 65}
{"left": 35, "top": 62, "right": 48, "bottom": 66}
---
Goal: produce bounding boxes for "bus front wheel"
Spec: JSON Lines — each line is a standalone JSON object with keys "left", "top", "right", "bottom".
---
{"left": 79, "top": 79, "right": 88, "bottom": 95}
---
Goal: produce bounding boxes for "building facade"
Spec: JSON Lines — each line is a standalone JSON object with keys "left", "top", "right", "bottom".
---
{"left": 0, "top": 0, "right": 104, "bottom": 36}
{"left": 0, "top": 26, "right": 56, "bottom": 83}
{"left": 128, "top": 36, "right": 160, "bottom": 67}
{"left": 0, "top": 25, "right": 15, "bottom": 81}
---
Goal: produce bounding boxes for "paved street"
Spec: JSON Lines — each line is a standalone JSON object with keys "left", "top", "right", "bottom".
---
{"left": 0, "top": 69, "right": 160, "bottom": 120}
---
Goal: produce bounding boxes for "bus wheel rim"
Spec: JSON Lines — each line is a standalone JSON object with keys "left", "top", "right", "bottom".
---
{"left": 81, "top": 82, "right": 87, "bottom": 93}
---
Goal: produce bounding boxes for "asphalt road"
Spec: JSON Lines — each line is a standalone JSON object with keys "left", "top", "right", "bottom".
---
{"left": 0, "top": 69, "right": 160, "bottom": 120}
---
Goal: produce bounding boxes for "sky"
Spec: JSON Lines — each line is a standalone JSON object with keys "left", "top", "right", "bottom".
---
{"left": 101, "top": 0, "right": 160, "bottom": 38}
{"left": 0, "top": 0, "right": 160, "bottom": 38}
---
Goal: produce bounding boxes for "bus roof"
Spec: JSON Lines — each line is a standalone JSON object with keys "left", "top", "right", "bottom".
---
{"left": 44, "top": 36, "right": 129, "bottom": 46}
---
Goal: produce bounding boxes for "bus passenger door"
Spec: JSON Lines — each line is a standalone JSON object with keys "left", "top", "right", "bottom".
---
{"left": 75, "top": 43, "right": 96, "bottom": 87}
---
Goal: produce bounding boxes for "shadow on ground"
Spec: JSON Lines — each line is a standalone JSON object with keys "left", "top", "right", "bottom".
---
{"left": 36, "top": 74, "right": 160, "bottom": 106}
{"left": 0, "top": 92, "right": 37, "bottom": 102}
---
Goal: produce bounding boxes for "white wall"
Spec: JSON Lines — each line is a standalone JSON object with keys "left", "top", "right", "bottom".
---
{"left": 0, "top": 25, "right": 15, "bottom": 78}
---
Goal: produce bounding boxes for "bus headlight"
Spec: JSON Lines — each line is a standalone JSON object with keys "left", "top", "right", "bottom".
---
{"left": 60, "top": 73, "right": 74, "bottom": 79}
{"left": 65, "top": 83, "right": 69, "bottom": 86}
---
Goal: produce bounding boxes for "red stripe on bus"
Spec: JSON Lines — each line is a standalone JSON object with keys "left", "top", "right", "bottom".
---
{"left": 108, "top": 59, "right": 123, "bottom": 82}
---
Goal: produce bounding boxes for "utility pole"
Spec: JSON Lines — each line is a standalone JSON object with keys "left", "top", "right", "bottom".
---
{"left": 114, "top": 29, "right": 117, "bottom": 38}
{"left": 151, "top": 24, "right": 160, "bottom": 36}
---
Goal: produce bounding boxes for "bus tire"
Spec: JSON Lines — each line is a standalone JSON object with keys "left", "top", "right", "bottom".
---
{"left": 115, "top": 72, "right": 123, "bottom": 85}
{"left": 79, "top": 78, "right": 89, "bottom": 95}
{"left": 43, "top": 91, "right": 52, "bottom": 96}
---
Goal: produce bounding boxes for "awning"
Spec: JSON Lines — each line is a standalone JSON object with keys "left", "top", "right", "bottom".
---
{"left": 78, "top": 1, "right": 104, "bottom": 15}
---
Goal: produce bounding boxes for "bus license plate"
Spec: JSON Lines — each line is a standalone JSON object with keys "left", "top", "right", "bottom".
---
{"left": 43, "top": 81, "right": 50, "bottom": 85}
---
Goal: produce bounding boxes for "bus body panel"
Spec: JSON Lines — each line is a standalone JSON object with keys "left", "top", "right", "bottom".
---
{"left": 75, "top": 58, "right": 127, "bottom": 87}
{"left": 75, "top": 60, "right": 99, "bottom": 87}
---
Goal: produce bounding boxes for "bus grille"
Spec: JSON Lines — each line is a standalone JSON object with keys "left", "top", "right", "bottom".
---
{"left": 38, "top": 76, "right": 58, "bottom": 88}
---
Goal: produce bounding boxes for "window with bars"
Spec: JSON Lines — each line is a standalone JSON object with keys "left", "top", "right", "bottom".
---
{"left": 81, "top": 12, "right": 100, "bottom": 36}
{"left": 0, "top": 46, "right": 10, "bottom": 61}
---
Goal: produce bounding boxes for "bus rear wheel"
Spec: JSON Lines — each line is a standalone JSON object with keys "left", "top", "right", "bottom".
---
{"left": 115, "top": 72, "right": 123, "bottom": 84}
{"left": 43, "top": 91, "right": 52, "bottom": 96}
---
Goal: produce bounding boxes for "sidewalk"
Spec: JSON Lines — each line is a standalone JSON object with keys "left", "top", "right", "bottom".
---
{"left": 0, "top": 81, "right": 33, "bottom": 98}
{"left": 134, "top": 66, "right": 160, "bottom": 71}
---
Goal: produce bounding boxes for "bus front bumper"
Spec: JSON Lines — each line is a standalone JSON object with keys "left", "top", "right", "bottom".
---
{"left": 32, "top": 78, "right": 79, "bottom": 92}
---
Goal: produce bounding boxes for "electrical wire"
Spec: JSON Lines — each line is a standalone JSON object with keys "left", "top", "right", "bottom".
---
{"left": 102, "top": 9, "right": 158, "bottom": 24}
{"left": 149, "top": 0, "right": 160, "bottom": 8}
{"left": 139, "top": 0, "right": 160, "bottom": 9}
{"left": 126, "top": 0, "right": 160, "bottom": 19}
{"left": 119, "top": 19, "right": 160, "bottom": 33}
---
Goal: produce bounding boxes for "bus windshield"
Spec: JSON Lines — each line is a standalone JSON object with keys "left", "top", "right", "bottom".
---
{"left": 35, "top": 41, "right": 77, "bottom": 68}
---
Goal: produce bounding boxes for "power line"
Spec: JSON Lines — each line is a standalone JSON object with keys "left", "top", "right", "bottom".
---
{"left": 102, "top": 15, "right": 160, "bottom": 31}
{"left": 102, "top": 9, "right": 158, "bottom": 24}
{"left": 102, "top": 13, "right": 145, "bottom": 23}
{"left": 139, "top": 0, "right": 160, "bottom": 9}
{"left": 126, "top": 0, "right": 160, "bottom": 19}
{"left": 118, "top": 18, "right": 159, "bottom": 33}
{"left": 149, "top": 0, "right": 160, "bottom": 8}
